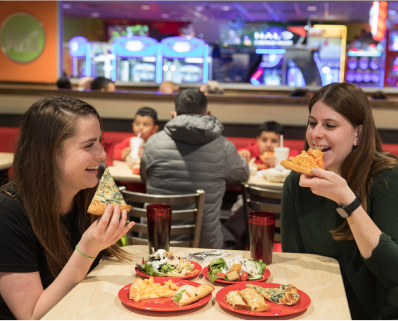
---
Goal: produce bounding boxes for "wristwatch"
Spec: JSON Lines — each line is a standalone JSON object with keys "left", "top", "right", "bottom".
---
{"left": 336, "top": 195, "right": 362, "bottom": 218}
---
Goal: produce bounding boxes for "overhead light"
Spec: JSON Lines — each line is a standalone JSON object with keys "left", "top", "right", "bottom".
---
{"left": 195, "top": 6, "right": 204, "bottom": 12}
{"left": 389, "top": 9, "right": 397, "bottom": 15}
{"left": 304, "top": 25, "right": 309, "bottom": 30}
{"left": 91, "top": 12, "right": 100, "bottom": 17}
{"left": 141, "top": 5, "right": 150, "bottom": 10}
{"left": 221, "top": 6, "right": 230, "bottom": 11}
{"left": 161, "top": 13, "right": 170, "bottom": 18}
{"left": 63, "top": 4, "right": 71, "bottom": 9}
{"left": 307, "top": 6, "right": 317, "bottom": 12}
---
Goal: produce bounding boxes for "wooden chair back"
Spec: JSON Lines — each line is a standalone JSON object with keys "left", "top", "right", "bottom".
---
{"left": 119, "top": 187, "right": 205, "bottom": 248}
{"left": 241, "top": 183, "right": 282, "bottom": 243}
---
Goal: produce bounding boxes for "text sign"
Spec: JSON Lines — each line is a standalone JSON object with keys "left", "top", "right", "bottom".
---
{"left": 0, "top": 13, "right": 45, "bottom": 63}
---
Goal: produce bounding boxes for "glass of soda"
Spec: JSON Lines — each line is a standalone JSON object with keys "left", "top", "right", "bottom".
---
{"left": 146, "top": 204, "right": 172, "bottom": 253}
{"left": 249, "top": 211, "right": 276, "bottom": 265}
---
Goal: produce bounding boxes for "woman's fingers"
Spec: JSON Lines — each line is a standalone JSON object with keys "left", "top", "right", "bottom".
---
{"left": 96, "top": 204, "right": 113, "bottom": 231}
{"left": 110, "top": 209, "right": 128, "bottom": 240}
{"left": 105, "top": 205, "right": 122, "bottom": 237}
{"left": 113, "top": 221, "right": 135, "bottom": 244}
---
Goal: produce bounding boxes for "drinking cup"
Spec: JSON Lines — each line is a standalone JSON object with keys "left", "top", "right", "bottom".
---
{"left": 146, "top": 204, "right": 172, "bottom": 253}
{"left": 249, "top": 211, "right": 276, "bottom": 265}
{"left": 274, "top": 147, "right": 290, "bottom": 170}
{"left": 130, "top": 136, "right": 144, "bottom": 159}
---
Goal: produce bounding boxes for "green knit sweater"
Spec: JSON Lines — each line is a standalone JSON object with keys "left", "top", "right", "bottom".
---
{"left": 281, "top": 166, "right": 398, "bottom": 320}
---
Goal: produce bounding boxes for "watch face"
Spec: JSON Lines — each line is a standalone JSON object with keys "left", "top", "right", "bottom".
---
{"left": 336, "top": 207, "right": 350, "bottom": 218}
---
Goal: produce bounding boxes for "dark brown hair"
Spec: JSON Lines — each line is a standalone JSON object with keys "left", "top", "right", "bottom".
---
{"left": 1, "top": 96, "right": 131, "bottom": 277}
{"left": 304, "top": 83, "right": 398, "bottom": 241}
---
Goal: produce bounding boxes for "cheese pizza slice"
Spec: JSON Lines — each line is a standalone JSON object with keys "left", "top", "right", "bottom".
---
{"left": 246, "top": 284, "right": 300, "bottom": 306}
{"left": 280, "top": 148, "right": 324, "bottom": 176}
{"left": 87, "top": 167, "right": 131, "bottom": 215}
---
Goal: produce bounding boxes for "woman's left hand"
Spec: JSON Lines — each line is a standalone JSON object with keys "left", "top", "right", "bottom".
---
{"left": 299, "top": 168, "right": 356, "bottom": 206}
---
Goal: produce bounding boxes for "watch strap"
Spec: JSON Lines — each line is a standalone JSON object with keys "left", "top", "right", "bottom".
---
{"left": 340, "top": 195, "right": 362, "bottom": 216}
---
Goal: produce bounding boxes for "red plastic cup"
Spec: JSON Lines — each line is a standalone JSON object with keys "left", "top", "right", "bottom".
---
{"left": 249, "top": 211, "right": 276, "bottom": 265}
{"left": 146, "top": 204, "right": 172, "bottom": 253}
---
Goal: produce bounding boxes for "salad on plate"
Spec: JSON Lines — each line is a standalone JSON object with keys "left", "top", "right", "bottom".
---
{"left": 136, "top": 249, "right": 198, "bottom": 277}
{"left": 206, "top": 254, "right": 267, "bottom": 283}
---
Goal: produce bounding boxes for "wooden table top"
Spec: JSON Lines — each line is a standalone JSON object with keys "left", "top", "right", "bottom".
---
{"left": 108, "top": 160, "right": 142, "bottom": 183}
{"left": 108, "top": 160, "right": 284, "bottom": 190}
{"left": 0, "top": 153, "right": 13, "bottom": 170}
{"left": 42, "top": 245, "right": 351, "bottom": 320}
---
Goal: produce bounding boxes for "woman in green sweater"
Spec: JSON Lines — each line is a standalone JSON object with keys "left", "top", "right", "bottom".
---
{"left": 281, "top": 83, "right": 398, "bottom": 320}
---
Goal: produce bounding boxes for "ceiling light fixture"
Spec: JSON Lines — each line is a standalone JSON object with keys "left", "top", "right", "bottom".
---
{"left": 195, "top": 6, "right": 204, "bottom": 12}
{"left": 221, "top": 6, "right": 230, "bottom": 11}
{"left": 141, "top": 5, "right": 150, "bottom": 10}
{"left": 63, "top": 4, "right": 71, "bottom": 9}
{"left": 161, "top": 13, "right": 170, "bottom": 18}
{"left": 91, "top": 12, "right": 100, "bottom": 17}
{"left": 307, "top": 6, "right": 317, "bottom": 12}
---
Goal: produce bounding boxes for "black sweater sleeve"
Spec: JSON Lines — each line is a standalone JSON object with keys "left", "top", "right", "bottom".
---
{"left": 0, "top": 195, "right": 39, "bottom": 272}
{"left": 281, "top": 172, "right": 306, "bottom": 253}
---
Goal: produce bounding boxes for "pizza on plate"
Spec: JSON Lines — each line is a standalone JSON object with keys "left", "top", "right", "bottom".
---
{"left": 280, "top": 148, "right": 324, "bottom": 176}
{"left": 246, "top": 284, "right": 300, "bottom": 306}
{"left": 87, "top": 167, "right": 131, "bottom": 215}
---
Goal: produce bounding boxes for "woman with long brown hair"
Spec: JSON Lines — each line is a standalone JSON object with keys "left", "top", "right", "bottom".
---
{"left": 281, "top": 83, "right": 398, "bottom": 319}
{"left": 0, "top": 96, "right": 134, "bottom": 319}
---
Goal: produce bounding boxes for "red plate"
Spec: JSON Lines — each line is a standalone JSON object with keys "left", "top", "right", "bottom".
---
{"left": 202, "top": 265, "right": 271, "bottom": 284}
{"left": 216, "top": 282, "right": 311, "bottom": 317}
{"left": 118, "top": 278, "right": 212, "bottom": 311}
{"left": 135, "top": 260, "right": 202, "bottom": 279}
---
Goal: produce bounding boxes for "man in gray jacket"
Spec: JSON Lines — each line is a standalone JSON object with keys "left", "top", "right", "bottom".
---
{"left": 140, "top": 88, "right": 249, "bottom": 249}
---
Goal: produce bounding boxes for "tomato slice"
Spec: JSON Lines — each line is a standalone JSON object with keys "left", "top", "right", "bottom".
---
{"left": 215, "top": 272, "right": 226, "bottom": 278}
{"left": 240, "top": 272, "right": 249, "bottom": 281}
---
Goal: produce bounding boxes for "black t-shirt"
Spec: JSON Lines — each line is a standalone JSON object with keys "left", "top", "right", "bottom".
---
{"left": 0, "top": 194, "right": 101, "bottom": 320}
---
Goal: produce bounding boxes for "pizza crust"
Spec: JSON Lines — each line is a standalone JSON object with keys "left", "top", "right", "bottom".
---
{"left": 280, "top": 160, "right": 313, "bottom": 176}
{"left": 88, "top": 201, "right": 131, "bottom": 216}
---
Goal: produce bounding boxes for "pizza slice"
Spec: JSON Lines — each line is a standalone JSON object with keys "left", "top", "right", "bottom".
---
{"left": 246, "top": 284, "right": 300, "bottom": 306}
{"left": 280, "top": 148, "right": 324, "bottom": 176}
{"left": 87, "top": 167, "right": 131, "bottom": 215}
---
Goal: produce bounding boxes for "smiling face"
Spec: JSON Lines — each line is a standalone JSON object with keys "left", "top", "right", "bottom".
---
{"left": 56, "top": 115, "right": 106, "bottom": 198}
{"left": 132, "top": 115, "right": 159, "bottom": 142}
{"left": 257, "top": 131, "right": 281, "bottom": 154}
{"left": 306, "top": 101, "right": 362, "bottom": 174}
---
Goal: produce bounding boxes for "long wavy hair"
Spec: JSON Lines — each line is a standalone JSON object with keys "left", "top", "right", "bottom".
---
{"left": 304, "top": 83, "right": 398, "bottom": 241}
{"left": 1, "top": 96, "right": 132, "bottom": 278}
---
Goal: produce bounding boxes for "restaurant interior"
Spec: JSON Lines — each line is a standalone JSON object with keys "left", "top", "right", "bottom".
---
{"left": 1, "top": 1, "right": 398, "bottom": 320}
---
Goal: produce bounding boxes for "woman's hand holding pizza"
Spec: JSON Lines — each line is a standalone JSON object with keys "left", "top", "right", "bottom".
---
{"left": 299, "top": 168, "right": 356, "bottom": 206}
{"left": 78, "top": 205, "right": 135, "bottom": 258}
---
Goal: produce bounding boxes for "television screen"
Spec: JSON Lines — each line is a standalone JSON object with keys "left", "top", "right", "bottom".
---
{"left": 107, "top": 25, "right": 149, "bottom": 43}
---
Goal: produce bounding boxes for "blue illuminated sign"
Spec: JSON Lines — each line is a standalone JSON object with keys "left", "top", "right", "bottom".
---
{"left": 112, "top": 36, "right": 158, "bottom": 57}
{"left": 161, "top": 37, "right": 205, "bottom": 58}
{"left": 69, "top": 36, "right": 88, "bottom": 57}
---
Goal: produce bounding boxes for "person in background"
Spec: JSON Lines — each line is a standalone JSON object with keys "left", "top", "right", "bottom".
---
{"left": 199, "top": 80, "right": 224, "bottom": 95}
{"left": 158, "top": 81, "right": 179, "bottom": 94}
{"left": 91, "top": 77, "right": 115, "bottom": 92}
{"left": 56, "top": 77, "right": 71, "bottom": 89}
{"left": 78, "top": 76, "right": 94, "bottom": 91}
{"left": 281, "top": 83, "right": 398, "bottom": 319}
{"left": 140, "top": 88, "right": 249, "bottom": 249}
{"left": 238, "top": 121, "right": 299, "bottom": 170}
{"left": 371, "top": 91, "right": 388, "bottom": 99}
{"left": 0, "top": 96, "right": 134, "bottom": 320}
{"left": 114, "top": 107, "right": 159, "bottom": 161}
{"left": 290, "top": 88, "right": 313, "bottom": 98}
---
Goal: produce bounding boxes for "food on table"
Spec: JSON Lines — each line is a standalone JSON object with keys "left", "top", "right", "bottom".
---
{"left": 207, "top": 254, "right": 266, "bottom": 283}
{"left": 262, "top": 168, "right": 291, "bottom": 183}
{"left": 240, "top": 288, "right": 269, "bottom": 312}
{"left": 225, "top": 290, "right": 250, "bottom": 310}
{"left": 87, "top": 167, "right": 131, "bottom": 215}
{"left": 246, "top": 284, "right": 300, "bottom": 306}
{"left": 136, "top": 249, "right": 198, "bottom": 276}
{"left": 172, "top": 284, "right": 215, "bottom": 307}
{"left": 280, "top": 148, "right": 324, "bottom": 176}
{"left": 257, "top": 151, "right": 275, "bottom": 170}
{"left": 128, "top": 277, "right": 179, "bottom": 302}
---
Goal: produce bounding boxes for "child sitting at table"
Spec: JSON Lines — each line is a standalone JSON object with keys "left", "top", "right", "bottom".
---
{"left": 238, "top": 121, "right": 298, "bottom": 170}
{"left": 114, "top": 107, "right": 159, "bottom": 161}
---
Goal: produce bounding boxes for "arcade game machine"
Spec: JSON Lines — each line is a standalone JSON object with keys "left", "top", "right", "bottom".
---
{"left": 68, "top": 36, "right": 88, "bottom": 78}
{"left": 86, "top": 42, "right": 114, "bottom": 80}
{"left": 248, "top": 26, "right": 309, "bottom": 87}
{"left": 384, "top": 30, "right": 398, "bottom": 87}
{"left": 346, "top": 45, "right": 384, "bottom": 87}
{"left": 308, "top": 25, "right": 347, "bottom": 86}
{"left": 160, "top": 36, "right": 211, "bottom": 84}
{"left": 112, "top": 36, "right": 160, "bottom": 83}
